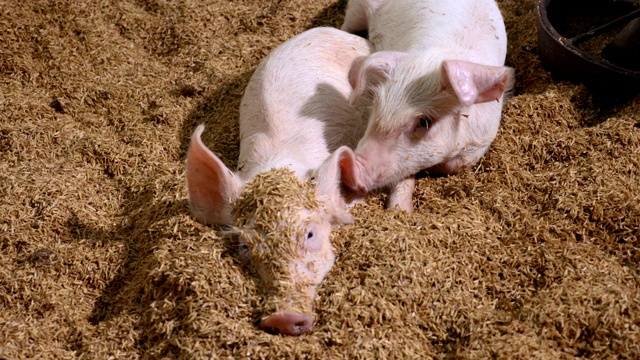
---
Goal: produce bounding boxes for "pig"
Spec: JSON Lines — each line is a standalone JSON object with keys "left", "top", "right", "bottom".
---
{"left": 186, "top": 27, "right": 372, "bottom": 336}
{"left": 338, "top": 0, "right": 515, "bottom": 211}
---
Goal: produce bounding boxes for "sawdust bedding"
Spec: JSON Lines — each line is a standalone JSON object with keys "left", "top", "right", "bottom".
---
{"left": 1, "top": 0, "right": 639, "bottom": 358}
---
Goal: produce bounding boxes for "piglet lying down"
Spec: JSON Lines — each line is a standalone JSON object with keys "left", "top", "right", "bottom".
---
{"left": 186, "top": 27, "right": 372, "bottom": 336}
{"left": 340, "top": 0, "right": 515, "bottom": 211}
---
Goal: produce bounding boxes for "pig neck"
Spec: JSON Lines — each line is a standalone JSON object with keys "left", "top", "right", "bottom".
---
{"left": 236, "top": 135, "right": 315, "bottom": 184}
{"left": 237, "top": 105, "right": 335, "bottom": 185}
{"left": 240, "top": 157, "right": 310, "bottom": 185}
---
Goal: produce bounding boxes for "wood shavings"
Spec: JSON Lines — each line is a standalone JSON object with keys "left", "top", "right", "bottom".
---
{"left": 0, "top": 0, "right": 639, "bottom": 358}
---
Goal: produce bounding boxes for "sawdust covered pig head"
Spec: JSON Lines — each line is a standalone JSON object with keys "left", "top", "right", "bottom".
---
{"left": 186, "top": 125, "right": 353, "bottom": 336}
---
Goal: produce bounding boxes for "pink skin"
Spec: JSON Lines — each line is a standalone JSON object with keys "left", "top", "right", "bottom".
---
{"left": 186, "top": 28, "right": 371, "bottom": 336}
{"left": 261, "top": 311, "right": 314, "bottom": 336}
{"left": 341, "top": 0, "right": 514, "bottom": 211}
{"left": 341, "top": 0, "right": 388, "bottom": 34}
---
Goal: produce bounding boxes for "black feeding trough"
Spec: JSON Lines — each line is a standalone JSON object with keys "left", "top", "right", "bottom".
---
{"left": 536, "top": 0, "right": 640, "bottom": 94}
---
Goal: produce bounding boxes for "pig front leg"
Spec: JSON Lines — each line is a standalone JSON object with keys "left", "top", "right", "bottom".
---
{"left": 386, "top": 175, "right": 415, "bottom": 212}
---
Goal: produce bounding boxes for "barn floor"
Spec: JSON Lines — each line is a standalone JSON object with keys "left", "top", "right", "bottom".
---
{"left": 1, "top": 0, "right": 639, "bottom": 358}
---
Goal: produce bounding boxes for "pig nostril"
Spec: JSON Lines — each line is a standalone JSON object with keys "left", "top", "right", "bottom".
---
{"left": 260, "top": 311, "right": 314, "bottom": 336}
{"left": 295, "top": 320, "right": 308, "bottom": 329}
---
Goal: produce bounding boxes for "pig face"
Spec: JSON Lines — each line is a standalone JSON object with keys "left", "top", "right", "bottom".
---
{"left": 342, "top": 51, "right": 514, "bottom": 193}
{"left": 186, "top": 125, "right": 353, "bottom": 336}
{"left": 232, "top": 168, "right": 337, "bottom": 335}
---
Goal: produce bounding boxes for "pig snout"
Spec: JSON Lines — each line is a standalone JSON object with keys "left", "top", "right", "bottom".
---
{"left": 260, "top": 310, "right": 314, "bottom": 336}
{"left": 342, "top": 138, "right": 396, "bottom": 194}
{"left": 257, "top": 282, "right": 317, "bottom": 336}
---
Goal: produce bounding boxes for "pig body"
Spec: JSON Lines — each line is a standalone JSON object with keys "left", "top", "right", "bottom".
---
{"left": 340, "top": 0, "right": 514, "bottom": 211}
{"left": 186, "top": 27, "right": 371, "bottom": 336}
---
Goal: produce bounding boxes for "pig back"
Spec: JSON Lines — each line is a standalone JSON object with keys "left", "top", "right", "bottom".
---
{"left": 370, "top": 0, "right": 507, "bottom": 65}
{"left": 237, "top": 27, "right": 372, "bottom": 179}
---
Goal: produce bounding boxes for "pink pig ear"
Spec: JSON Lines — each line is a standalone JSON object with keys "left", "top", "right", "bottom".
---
{"left": 314, "top": 146, "right": 359, "bottom": 225}
{"left": 349, "top": 51, "right": 408, "bottom": 105}
{"left": 441, "top": 60, "right": 515, "bottom": 106}
{"left": 186, "top": 125, "right": 243, "bottom": 225}
{"left": 336, "top": 147, "right": 367, "bottom": 196}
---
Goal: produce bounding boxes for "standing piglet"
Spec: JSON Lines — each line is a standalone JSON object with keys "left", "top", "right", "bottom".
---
{"left": 339, "top": 0, "right": 515, "bottom": 211}
{"left": 186, "top": 27, "right": 371, "bottom": 336}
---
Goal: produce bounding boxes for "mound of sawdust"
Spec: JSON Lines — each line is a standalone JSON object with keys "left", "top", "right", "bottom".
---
{"left": 1, "top": 0, "right": 639, "bottom": 358}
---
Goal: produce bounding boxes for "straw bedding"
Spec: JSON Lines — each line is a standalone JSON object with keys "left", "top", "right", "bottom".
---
{"left": 1, "top": 0, "right": 638, "bottom": 358}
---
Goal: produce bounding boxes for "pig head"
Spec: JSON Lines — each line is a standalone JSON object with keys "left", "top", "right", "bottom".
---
{"left": 341, "top": 51, "right": 514, "bottom": 194}
{"left": 186, "top": 125, "right": 354, "bottom": 336}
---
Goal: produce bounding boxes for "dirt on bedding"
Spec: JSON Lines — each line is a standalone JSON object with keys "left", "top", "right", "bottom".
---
{"left": 1, "top": 0, "right": 639, "bottom": 358}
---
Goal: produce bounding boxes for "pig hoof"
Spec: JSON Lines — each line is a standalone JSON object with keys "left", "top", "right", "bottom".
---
{"left": 260, "top": 311, "right": 314, "bottom": 336}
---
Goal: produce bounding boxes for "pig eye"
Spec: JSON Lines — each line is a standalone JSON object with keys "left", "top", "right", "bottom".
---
{"left": 238, "top": 243, "right": 250, "bottom": 261}
{"left": 302, "top": 225, "right": 325, "bottom": 251}
{"left": 418, "top": 116, "right": 431, "bottom": 129}
{"left": 238, "top": 235, "right": 252, "bottom": 260}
